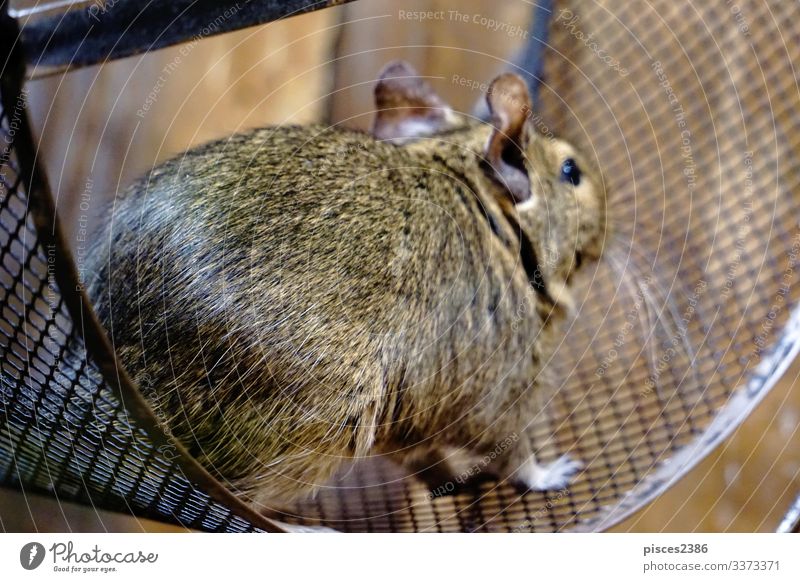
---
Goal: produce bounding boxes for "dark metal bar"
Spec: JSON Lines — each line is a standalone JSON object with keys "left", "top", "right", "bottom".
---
{"left": 516, "top": 0, "right": 554, "bottom": 106}
{"left": 13, "top": 0, "right": 354, "bottom": 78}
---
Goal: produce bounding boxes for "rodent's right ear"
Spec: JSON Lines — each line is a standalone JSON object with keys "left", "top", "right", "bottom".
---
{"left": 371, "top": 60, "right": 458, "bottom": 144}
{"left": 484, "top": 73, "right": 532, "bottom": 204}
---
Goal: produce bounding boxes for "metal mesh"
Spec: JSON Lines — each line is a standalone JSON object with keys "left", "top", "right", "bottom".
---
{"left": 1, "top": 0, "right": 799, "bottom": 533}
{"left": 0, "top": 59, "right": 265, "bottom": 533}
{"left": 276, "top": 0, "right": 800, "bottom": 531}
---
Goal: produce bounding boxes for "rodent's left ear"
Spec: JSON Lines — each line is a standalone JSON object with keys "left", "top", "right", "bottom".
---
{"left": 371, "top": 60, "right": 458, "bottom": 144}
{"left": 484, "top": 73, "right": 532, "bottom": 203}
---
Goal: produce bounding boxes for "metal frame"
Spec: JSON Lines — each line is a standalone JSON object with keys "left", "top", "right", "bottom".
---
{"left": 11, "top": 0, "right": 353, "bottom": 78}
{"left": 777, "top": 493, "right": 800, "bottom": 533}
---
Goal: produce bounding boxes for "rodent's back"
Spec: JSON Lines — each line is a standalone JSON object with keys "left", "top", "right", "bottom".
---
{"left": 87, "top": 124, "right": 546, "bottom": 502}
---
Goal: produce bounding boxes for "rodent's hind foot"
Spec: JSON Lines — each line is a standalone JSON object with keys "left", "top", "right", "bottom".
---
{"left": 513, "top": 454, "right": 583, "bottom": 491}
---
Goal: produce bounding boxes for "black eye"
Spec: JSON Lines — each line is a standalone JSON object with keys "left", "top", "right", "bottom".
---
{"left": 560, "top": 158, "right": 581, "bottom": 186}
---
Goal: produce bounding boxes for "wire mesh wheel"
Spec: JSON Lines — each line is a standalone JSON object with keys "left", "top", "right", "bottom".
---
{"left": 1, "top": 0, "right": 799, "bottom": 533}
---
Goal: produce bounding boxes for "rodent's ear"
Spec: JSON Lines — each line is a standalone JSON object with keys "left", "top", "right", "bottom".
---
{"left": 484, "top": 73, "right": 532, "bottom": 204}
{"left": 371, "top": 60, "right": 457, "bottom": 144}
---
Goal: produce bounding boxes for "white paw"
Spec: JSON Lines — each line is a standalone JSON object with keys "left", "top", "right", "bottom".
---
{"left": 514, "top": 454, "right": 583, "bottom": 491}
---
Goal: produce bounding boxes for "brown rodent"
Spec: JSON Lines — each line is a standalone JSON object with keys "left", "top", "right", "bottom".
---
{"left": 87, "top": 61, "right": 606, "bottom": 507}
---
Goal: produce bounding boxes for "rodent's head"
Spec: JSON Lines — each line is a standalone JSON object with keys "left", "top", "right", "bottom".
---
{"left": 480, "top": 72, "right": 606, "bottom": 289}
{"left": 371, "top": 62, "right": 607, "bottom": 302}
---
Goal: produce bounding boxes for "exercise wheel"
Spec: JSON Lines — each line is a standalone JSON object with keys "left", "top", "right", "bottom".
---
{"left": 2, "top": 0, "right": 799, "bottom": 533}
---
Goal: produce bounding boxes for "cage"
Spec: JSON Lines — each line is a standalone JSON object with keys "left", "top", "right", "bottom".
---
{"left": 1, "top": 0, "right": 799, "bottom": 533}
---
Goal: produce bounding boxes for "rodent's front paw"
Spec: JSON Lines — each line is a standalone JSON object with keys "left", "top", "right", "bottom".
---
{"left": 513, "top": 454, "right": 583, "bottom": 491}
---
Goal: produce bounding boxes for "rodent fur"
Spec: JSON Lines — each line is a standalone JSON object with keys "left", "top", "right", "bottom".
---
{"left": 88, "top": 62, "right": 606, "bottom": 506}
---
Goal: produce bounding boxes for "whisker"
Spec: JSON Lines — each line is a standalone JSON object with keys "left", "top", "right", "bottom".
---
{"left": 603, "top": 242, "right": 702, "bottom": 405}
{"left": 622, "top": 245, "right": 703, "bottom": 399}
{"left": 605, "top": 252, "right": 658, "bottom": 385}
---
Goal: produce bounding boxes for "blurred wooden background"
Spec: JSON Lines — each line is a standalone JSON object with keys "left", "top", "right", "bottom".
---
{"left": 2, "top": 0, "right": 799, "bottom": 532}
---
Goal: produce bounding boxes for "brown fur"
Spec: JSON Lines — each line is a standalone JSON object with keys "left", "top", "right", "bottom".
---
{"left": 87, "top": 66, "right": 606, "bottom": 506}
